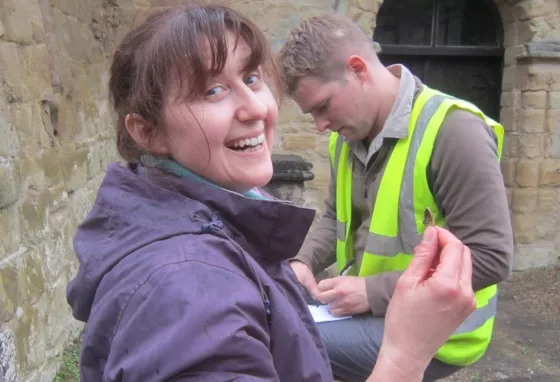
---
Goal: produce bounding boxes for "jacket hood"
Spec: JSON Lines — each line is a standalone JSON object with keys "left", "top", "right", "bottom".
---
{"left": 66, "top": 162, "right": 315, "bottom": 322}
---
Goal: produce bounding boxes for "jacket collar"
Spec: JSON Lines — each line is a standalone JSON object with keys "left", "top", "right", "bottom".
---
{"left": 136, "top": 158, "right": 316, "bottom": 263}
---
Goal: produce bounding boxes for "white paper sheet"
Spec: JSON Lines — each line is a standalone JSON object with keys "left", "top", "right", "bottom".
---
{"left": 307, "top": 304, "right": 352, "bottom": 323}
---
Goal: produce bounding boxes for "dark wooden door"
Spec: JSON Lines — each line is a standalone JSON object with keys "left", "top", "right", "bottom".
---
{"left": 374, "top": 0, "right": 504, "bottom": 120}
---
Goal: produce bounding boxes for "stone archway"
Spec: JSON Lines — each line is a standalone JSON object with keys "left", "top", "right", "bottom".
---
{"left": 341, "top": 0, "right": 560, "bottom": 269}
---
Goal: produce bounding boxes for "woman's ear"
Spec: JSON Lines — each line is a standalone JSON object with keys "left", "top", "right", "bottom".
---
{"left": 125, "top": 113, "right": 169, "bottom": 155}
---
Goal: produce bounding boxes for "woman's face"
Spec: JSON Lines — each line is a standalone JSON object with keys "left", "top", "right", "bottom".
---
{"left": 159, "top": 32, "right": 278, "bottom": 193}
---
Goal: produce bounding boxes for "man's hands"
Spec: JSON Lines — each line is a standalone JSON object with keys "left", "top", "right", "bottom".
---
{"left": 317, "top": 276, "right": 370, "bottom": 315}
{"left": 289, "top": 261, "right": 370, "bottom": 316}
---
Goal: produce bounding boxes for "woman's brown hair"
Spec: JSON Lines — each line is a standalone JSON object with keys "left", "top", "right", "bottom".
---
{"left": 109, "top": 4, "right": 281, "bottom": 163}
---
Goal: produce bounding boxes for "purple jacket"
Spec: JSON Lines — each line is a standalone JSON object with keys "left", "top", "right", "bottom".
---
{"left": 66, "top": 163, "right": 333, "bottom": 382}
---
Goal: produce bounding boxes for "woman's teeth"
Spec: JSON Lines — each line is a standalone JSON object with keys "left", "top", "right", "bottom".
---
{"left": 229, "top": 133, "right": 265, "bottom": 152}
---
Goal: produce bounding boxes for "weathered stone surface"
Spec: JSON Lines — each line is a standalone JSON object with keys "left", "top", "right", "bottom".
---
{"left": 538, "top": 188, "right": 560, "bottom": 212}
{"left": 543, "top": 133, "right": 560, "bottom": 158}
{"left": 512, "top": 212, "right": 537, "bottom": 244}
{"left": 0, "top": 329, "right": 18, "bottom": 382}
{"left": 517, "top": 134, "right": 543, "bottom": 158}
{"left": 0, "top": 160, "right": 21, "bottom": 208}
{"left": 521, "top": 90, "right": 548, "bottom": 108}
{"left": 512, "top": 188, "right": 538, "bottom": 213}
{"left": 514, "top": 0, "right": 559, "bottom": 22}
{"left": 513, "top": 245, "right": 560, "bottom": 270}
{"left": 539, "top": 159, "right": 560, "bottom": 186}
{"left": 0, "top": 0, "right": 35, "bottom": 44}
{"left": 520, "top": 108, "right": 546, "bottom": 133}
{"left": 516, "top": 159, "right": 539, "bottom": 187}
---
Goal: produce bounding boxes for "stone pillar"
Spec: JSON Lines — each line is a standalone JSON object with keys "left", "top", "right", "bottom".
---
{"left": 263, "top": 154, "right": 315, "bottom": 206}
{"left": 502, "top": 41, "right": 560, "bottom": 270}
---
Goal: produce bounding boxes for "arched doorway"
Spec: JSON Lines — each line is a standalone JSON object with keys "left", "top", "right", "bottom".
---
{"left": 373, "top": 0, "right": 504, "bottom": 120}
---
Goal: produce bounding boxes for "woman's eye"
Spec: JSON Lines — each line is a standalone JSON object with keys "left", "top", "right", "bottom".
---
{"left": 245, "top": 74, "right": 258, "bottom": 85}
{"left": 205, "top": 86, "right": 224, "bottom": 97}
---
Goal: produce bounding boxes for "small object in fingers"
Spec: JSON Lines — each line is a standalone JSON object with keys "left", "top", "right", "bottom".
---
{"left": 423, "top": 207, "right": 435, "bottom": 227}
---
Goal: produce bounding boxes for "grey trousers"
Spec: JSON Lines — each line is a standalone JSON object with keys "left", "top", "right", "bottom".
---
{"left": 316, "top": 314, "right": 462, "bottom": 382}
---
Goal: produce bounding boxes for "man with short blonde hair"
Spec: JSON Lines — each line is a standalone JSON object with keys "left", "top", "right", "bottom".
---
{"left": 278, "top": 12, "right": 513, "bottom": 382}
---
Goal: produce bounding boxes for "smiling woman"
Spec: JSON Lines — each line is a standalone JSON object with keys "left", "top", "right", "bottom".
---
{"left": 65, "top": 5, "right": 336, "bottom": 381}
{"left": 64, "top": 4, "right": 479, "bottom": 382}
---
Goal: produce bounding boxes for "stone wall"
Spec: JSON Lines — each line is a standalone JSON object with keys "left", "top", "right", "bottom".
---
{"left": 0, "top": 0, "right": 125, "bottom": 379}
{"left": 0, "top": 0, "right": 559, "bottom": 380}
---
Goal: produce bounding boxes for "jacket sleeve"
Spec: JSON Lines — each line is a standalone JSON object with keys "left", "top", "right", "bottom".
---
{"left": 428, "top": 109, "right": 514, "bottom": 291}
{"left": 103, "top": 260, "right": 279, "bottom": 382}
{"left": 293, "top": 161, "right": 338, "bottom": 275}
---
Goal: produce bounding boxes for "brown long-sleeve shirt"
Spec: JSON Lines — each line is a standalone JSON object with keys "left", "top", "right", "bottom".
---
{"left": 294, "top": 65, "right": 514, "bottom": 316}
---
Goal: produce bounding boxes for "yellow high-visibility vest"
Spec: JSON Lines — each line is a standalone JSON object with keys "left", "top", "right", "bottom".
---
{"left": 328, "top": 85, "right": 504, "bottom": 366}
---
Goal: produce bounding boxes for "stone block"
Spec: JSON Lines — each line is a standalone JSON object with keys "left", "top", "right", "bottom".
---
{"left": 42, "top": 149, "right": 64, "bottom": 187}
{"left": 19, "top": 190, "right": 55, "bottom": 242}
{"left": 8, "top": 103, "right": 33, "bottom": 150}
{"left": 512, "top": 188, "right": 537, "bottom": 213}
{"left": 43, "top": 210, "right": 72, "bottom": 283}
{"left": 25, "top": 44, "right": 52, "bottom": 102}
{"left": 282, "top": 133, "right": 317, "bottom": 151}
{"left": 0, "top": 329, "right": 18, "bottom": 382}
{"left": 12, "top": 303, "right": 47, "bottom": 372}
{"left": 0, "top": 107, "right": 19, "bottom": 158}
{"left": 517, "top": 65, "right": 559, "bottom": 91}
{"left": 517, "top": 134, "right": 543, "bottom": 158}
{"left": 548, "top": 91, "right": 560, "bottom": 109}
{"left": 49, "top": 0, "right": 91, "bottom": 22}
{"left": 539, "top": 159, "right": 560, "bottom": 186}
{"left": 503, "top": 22, "right": 519, "bottom": 48}
{"left": 60, "top": 149, "right": 89, "bottom": 192}
{"left": 516, "top": 159, "right": 539, "bottom": 187}
{"left": 520, "top": 108, "right": 546, "bottom": 133}
{"left": 0, "top": 207, "right": 21, "bottom": 256}
{"left": 521, "top": 90, "right": 548, "bottom": 108}
{"left": 16, "top": 249, "right": 45, "bottom": 308}
{"left": 503, "top": 44, "right": 525, "bottom": 66}
{"left": 0, "top": 0, "right": 34, "bottom": 44}
{"left": 538, "top": 188, "right": 560, "bottom": 212}
{"left": 0, "top": 160, "right": 21, "bottom": 209}
{"left": 0, "top": 42, "right": 28, "bottom": 102}
{"left": 513, "top": 245, "right": 560, "bottom": 270}
{"left": 346, "top": 6, "right": 375, "bottom": 37}
{"left": 278, "top": 100, "right": 312, "bottom": 124}
{"left": 535, "top": 213, "right": 559, "bottom": 241}
{"left": 513, "top": 0, "right": 558, "bottom": 22}
{"left": 501, "top": 66, "right": 517, "bottom": 92}
{"left": 0, "top": 261, "right": 20, "bottom": 323}
{"left": 511, "top": 212, "right": 537, "bottom": 244}
{"left": 544, "top": 134, "right": 560, "bottom": 158}
{"left": 500, "top": 91, "right": 519, "bottom": 108}
{"left": 546, "top": 109, "right": 560, "bottom": 134}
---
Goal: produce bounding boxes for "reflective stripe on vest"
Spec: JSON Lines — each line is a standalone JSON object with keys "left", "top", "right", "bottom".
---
{"left": 328, "top": 86, "right": 505, "bottom": 366}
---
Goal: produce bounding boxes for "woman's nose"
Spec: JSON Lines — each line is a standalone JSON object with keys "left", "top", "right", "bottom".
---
{"left": 236, "top": 89, "right": 267, "bottom": 122}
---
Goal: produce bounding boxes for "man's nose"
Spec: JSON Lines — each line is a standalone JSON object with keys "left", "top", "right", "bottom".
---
{"left": 314, "top": 117, "right": 330, "bottom": 133}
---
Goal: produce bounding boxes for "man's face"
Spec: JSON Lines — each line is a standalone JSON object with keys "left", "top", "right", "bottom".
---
{"left": 292, "top": 72, "right": 376, "bottom": 142}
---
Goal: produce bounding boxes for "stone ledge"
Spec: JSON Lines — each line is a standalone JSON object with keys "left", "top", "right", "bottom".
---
{"left": 270, "top": 154, "right": 315, "bottom": 182}
{"left": 517, "top": 41, "right": 560, "bottom": 61}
